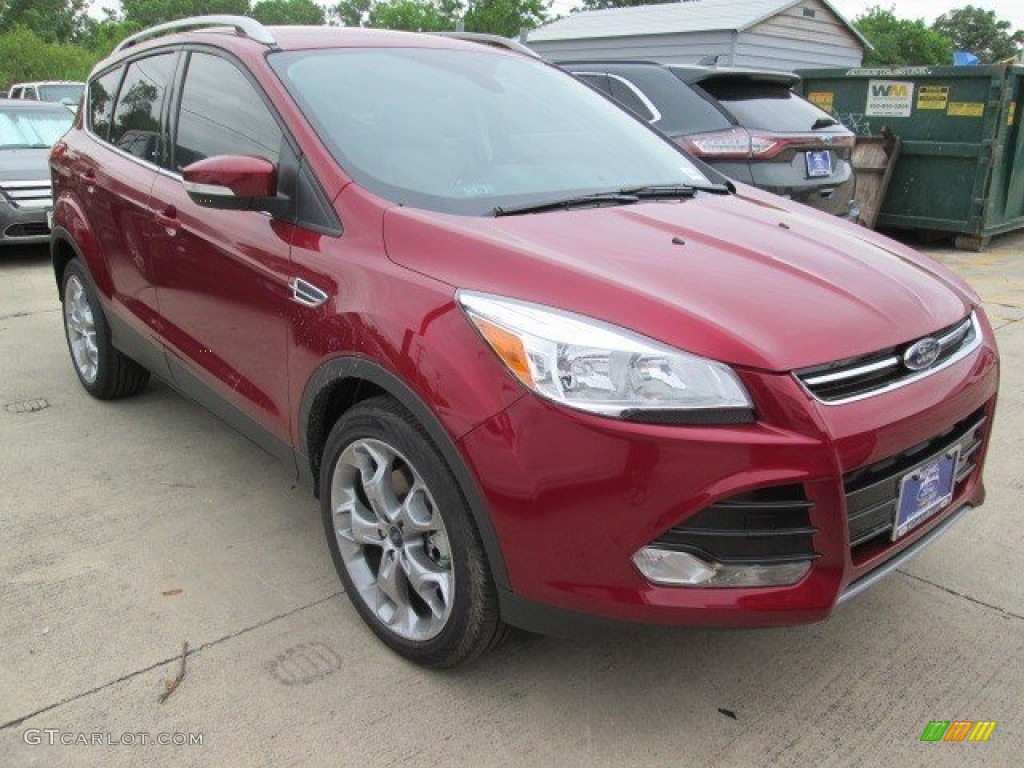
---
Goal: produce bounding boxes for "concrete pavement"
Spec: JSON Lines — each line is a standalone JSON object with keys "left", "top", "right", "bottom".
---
{"left": 1, "top": 235, "right": 1022, "bottom": 767}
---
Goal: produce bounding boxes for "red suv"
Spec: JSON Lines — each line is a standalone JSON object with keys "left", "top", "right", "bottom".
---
{"left": 50, "top": 17, "right": 999, "bottom": 667}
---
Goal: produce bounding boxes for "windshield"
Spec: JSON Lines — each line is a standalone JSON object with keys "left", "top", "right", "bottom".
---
{"left": 270, "top": 48, "right": 712, "bottom": 215}
{"left": 0, "top": 109, "right": 74, "bottom": 149}
{"left": 697, "top": 79, "right": 844, "bottom": 133}
{"left": 38, "top": 83, "right": 83, "bottom": 104}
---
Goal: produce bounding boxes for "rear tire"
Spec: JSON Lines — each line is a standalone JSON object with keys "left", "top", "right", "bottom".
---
{"left": 61, "top": 260, "right": 149, "bottom": 400}
{"left": 320, "top": 396, "right": 506, "bottom": 667}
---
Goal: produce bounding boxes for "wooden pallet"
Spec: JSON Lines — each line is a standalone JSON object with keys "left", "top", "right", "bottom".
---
{"left": 852, "top": 129, "right": 901, "bottom": 230}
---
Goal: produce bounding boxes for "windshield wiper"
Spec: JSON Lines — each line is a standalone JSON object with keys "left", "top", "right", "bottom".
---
{"left": 620, "top": 183, "right": 732, "bottom": 198}
{"left": 812, "top": 117, "right": 839, "bottom": 129}
{"left": 494, "top": 192, "right": 639, "bottom": 216}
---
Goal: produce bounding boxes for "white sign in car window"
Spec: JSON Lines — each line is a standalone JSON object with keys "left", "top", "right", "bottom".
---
{"left": 865, "top": 80, "right": 914, "bottom": 118}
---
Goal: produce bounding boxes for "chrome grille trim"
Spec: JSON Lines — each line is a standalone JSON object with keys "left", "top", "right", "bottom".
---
{"left": 0, "top": 179, "right": 53, "bottom": 210}
{"left": 802, "top": 356, "right": 899, "bottom": 386}
{"left": 795, "top": 313, "right": 981, "bottom": 405}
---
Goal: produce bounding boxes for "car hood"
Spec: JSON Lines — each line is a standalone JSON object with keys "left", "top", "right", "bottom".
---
{"left": 380, "top": 189, "right": 974, "bottom": 372}
{"left": 0, "top": 148, "right": 51, "bottom": 181}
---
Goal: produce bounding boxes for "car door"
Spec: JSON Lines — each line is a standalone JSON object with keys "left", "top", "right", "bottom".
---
{"left": 64, "top": 53, "right": 178, "bottom": 364}
{"left": 148, "top": 49, "right": 294, "bottom": 461}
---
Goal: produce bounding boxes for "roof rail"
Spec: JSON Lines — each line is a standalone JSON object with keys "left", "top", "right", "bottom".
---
{"left": 431, "top": 32, "right": 540, "bottom": 59}
{"left": 114, "top": 15, "right": 277, "bottom": 53}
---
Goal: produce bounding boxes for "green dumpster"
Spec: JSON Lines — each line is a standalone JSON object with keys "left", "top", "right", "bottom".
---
{"left": 797, "top": 64, "right": 1024, "bottom": 249}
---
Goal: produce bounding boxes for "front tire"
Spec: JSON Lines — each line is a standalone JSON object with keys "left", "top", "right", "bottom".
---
{"left": 320, "top": 397, "right": 506, "bottom": 667}
{"left": 61, "top": 260, "right": 149, "bottom": 399}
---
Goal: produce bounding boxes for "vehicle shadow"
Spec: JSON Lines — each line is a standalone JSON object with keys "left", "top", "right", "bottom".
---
{"left": 0, "top": 243, "right": 49, "bottom": 264}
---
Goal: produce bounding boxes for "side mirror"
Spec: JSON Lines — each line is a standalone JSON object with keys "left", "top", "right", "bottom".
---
{"left": 182, "top": 155, "right": 282, "bottom": 214}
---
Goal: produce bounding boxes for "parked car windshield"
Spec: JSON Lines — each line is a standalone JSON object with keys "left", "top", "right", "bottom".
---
{"left": 38, "top": 83, "right": 84, "bottom": 104}
{"left": 0, "top": 107, "right": 74, "bottom": 149}
{"left": 696, "top": 78, "right": 840, "bottom": 133}
{"left": 270, "top": 48, "right": 712, "bottom": 215}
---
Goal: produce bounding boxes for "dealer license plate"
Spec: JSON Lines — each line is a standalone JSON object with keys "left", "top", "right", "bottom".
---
{"left": 805, "top": 149, "right": 832, "bottom": 178}
{"left": 893, "top": 449, "right": 959, "bottom": 540}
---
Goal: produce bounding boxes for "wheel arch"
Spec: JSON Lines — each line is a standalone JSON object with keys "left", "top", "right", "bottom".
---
{"left": 300, "top": 357, "right": 510, "bottom": 590}
{"left": 50, "top": 226, "right": 83, "bottom": 294}
{"left": 50, "top": 222, "right": 113, "bottom": 300}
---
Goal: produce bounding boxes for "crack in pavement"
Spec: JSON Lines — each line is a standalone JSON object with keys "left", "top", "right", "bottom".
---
{"left": 0, "top": 308, "right": 60, "bottom": 321}
{"left": 896, "top": 569, "right": 1024, "bottom": 621}
{"left": 0, "top": 591, "right": 344, "bottom": 731}
{"left": 994, "top": 317, "right": 1024, "bottom": 332}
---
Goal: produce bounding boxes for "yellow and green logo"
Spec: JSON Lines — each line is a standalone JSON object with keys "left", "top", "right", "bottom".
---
{"left": 920, "top": 720, "right": 997, "bottom": 742}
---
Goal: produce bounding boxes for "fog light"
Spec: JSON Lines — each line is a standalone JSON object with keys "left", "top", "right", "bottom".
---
{"left": 632, "top": 547, "right": 810, "bottom": 587}
{"left": 632, "top": 548, "right": 716, "bottom": 585}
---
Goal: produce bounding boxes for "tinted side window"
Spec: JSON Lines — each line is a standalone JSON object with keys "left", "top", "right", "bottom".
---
{"left": 110, "top": 54, "right": 177, "bottom": 164}
{"left": 626, "top": 68, "right": 732, "bottom": 136}
{"left": 10, "top": 87, "right": 23, "bottom": 99}
{"left": 88, "top": 68, "right": 122, "bottom": 140}
{"left": 25, "top": 87, "right": 38, "bottom": 100}
{"left": 575, "top": 73, "right": 612, "bottom": 97}
{"left": 174, "top": 53, "right": 282, "bottom": 170}
{"left": 608, "top": 76, "right": 656, "bottom": 122}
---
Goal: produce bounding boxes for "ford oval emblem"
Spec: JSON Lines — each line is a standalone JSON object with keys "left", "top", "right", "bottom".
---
{"left": 904, "top": 337, "right": 940, "bottom": 371}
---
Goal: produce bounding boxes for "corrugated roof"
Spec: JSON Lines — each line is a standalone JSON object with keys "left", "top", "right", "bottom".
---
{"left": 529, "top": 0, "right": 869, "bottom": 48}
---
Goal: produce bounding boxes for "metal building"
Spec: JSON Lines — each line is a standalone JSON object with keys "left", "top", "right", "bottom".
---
{"left": 527, "top": 0, "right": 869, "bottom": 71}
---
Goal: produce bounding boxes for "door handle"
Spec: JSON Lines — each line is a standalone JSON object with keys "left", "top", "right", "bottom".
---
{"left": 290, "top": 278, "right": 328, "bottom": 308}
{"left": 155, "top": 205, "right": 178, "bottom": 234}
{"left": 81, "top": 168, "right": 95, "bottom": 194}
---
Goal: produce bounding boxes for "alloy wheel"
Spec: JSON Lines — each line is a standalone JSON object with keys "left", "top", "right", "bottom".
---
{"left": 330, "top": 438, "right": 454, "bottom": 641}
{"left": 64, "top": 274, "right": 99, "bottom": 384}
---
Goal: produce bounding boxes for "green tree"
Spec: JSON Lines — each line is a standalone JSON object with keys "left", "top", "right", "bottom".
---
{"left": 854, "top": 6, "right": 953, "bottom": 67}
{"left": 336, "top": 0, "right": 375, "bottom": 27}
{"left": 0, "top": 25, "right": 96, "bottom": 87}
{"left": 464, "top": 0, "right": 547, "bottom": 37}
{"left": 337, "top": 0, "right": 548, "bottom": 37}
{"left": 932, "top": 5, "right": 1024, "bottom": 63}
{"left": 120, "top": 0, "right": 251, "bottom": 29}
{"left": 79, "top": 18, "right": 143, "bottom": 58}
{"left": 251, "top": 0, "right": 326, "bottom": 25}
{"left": 0, "top": 0, "right": 89, "bottom": 43}
{"left": 368, "top": 0, "right": 452, "bottom": 32}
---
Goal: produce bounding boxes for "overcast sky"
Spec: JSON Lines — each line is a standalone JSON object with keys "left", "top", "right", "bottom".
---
{"left": 91, "top": 1, "right": 1024, "bottom": 32}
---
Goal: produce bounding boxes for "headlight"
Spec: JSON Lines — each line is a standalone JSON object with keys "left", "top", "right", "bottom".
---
{"left": 457, "top": 291, "right": 753, "bottom": 423}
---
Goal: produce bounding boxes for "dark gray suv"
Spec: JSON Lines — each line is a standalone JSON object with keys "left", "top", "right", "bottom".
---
{"left": 563, "top": 62, "right": 858, "bottom": 220}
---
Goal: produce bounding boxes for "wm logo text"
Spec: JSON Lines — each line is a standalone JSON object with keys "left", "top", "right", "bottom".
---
{"left": 921, "top": 721, "right": 997, "bottom": 742}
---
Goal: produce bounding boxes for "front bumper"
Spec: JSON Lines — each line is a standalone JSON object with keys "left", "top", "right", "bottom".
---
{"left": 458, "top": 316, "right": 998, "bottom": 630}
{"left": 0, "top": 198, "right": 50, "bottom": 245}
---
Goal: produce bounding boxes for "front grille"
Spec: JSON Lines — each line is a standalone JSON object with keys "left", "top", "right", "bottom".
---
{"left": 0, "top": 179, "right": 53, "bottom": 210}
{"left": 651, "top": 485, "right": 818, "bottom": 564}
{"left": 844, "top": 410, "right": 986, "bottom": 551}
{"left": 4, "top": 221, "right": 49, "bottom": 238}
{"left": 795, "top": 313, "right": 980, "bottom": 404}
